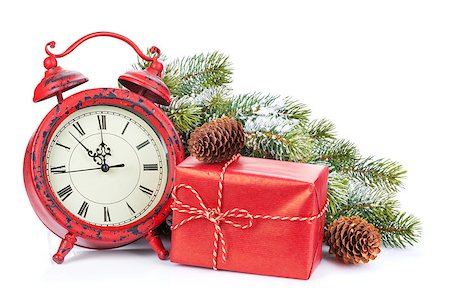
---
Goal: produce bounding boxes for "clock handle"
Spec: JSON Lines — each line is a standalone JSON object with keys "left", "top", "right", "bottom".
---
{"left": 52, "top": 233, "right": 77, "bottom": 264}
{"left": 145, "top": 230, "right": 169, "bottom": 260}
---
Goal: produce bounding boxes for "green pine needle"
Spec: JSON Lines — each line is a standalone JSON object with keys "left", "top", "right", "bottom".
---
{"left": 312, "top": 139, "right": 360, "bottom": 168}
{"left": 326, "top": 171, "right": 350, "bottom": 220}
{"left": 162, "top": 97, "right": 203, "bottom": 133}
{"left": 307, "top": 119, "right": 337, "bottom": 141}
{"left": 204, "top": 88, "right": 233, "bottom": 119}
{"left": 245, "top": 119, "right": 312, "bottom": 161}
{"left": 329, "top": 183, "right": 421, "bottom": 247}
{"left": 312, "top": 140, "right": 405, "bottom": 193}
{"left": 227, "top": 93, "right": 278, "bottom": 120}
{"left": 339, "top": 183, "right": 400, "bottom": 219}
{"left": 163, "top": 51, "right": 232, "bottom": 97}
{"left": 343, "top": 157, "right": 406, "bottom": 193}
{"left": 128, "top": 50, "right": 421, "bottom": 248}
{"left": 274, "top": 98, "right": 311, "bottom": 124}
{"left": 370, "top": 212, "right": 422, "bottom": 248}
{"left": 225, "top": 93, "right": 311, "bottom": 127}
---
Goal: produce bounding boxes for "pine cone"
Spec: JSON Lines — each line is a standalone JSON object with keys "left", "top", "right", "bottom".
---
{"left": 188, "top": 116, "right": 246, "bottom": 163}
{"left": 325, "top": 216, "right": 381, "bottom": 264}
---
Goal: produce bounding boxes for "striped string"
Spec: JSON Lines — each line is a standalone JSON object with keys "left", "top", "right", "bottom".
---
{"left": 171, "top": 154, "right": 329, "bottom": 270}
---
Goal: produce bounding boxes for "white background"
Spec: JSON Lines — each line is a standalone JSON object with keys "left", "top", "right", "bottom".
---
{"left": 1, "top": 0, "right": 447, "bottom": 297}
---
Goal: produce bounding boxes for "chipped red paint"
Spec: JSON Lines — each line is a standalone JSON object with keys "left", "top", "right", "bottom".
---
{"left": 24, "top": 88, "right": 185, "bottom": 263}
{"left": 33, "top": 67, "right": 88, "bottom": 103}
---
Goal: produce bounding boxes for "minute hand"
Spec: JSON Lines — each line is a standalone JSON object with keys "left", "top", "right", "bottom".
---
{"left": 69, "top": 131, "right": 95, "bottom": 158}
{"left": 56, "top": 164, "right": 125, "bottom": 174}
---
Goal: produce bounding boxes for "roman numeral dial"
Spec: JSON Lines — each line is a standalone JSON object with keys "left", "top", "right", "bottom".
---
{"left": 139, "top": 185, "right": 154, "bottom": 196}
{"left": 51, "top": 165, "right": 66, "bottom": 174}
{"left": 78, "top": 201, "right": 89, "bottom": 218}
{"left": 121, "top": 122, "right": 129, "bottom": 135}
{"left": 126, "top": 202, "right": 135, "bottom": 215}
{"left": 104, "top": 207, "right": 111, "bottom": 222}
{"left": 57, "top": 185, "right": 72, "bottom": 201}
{"left": 97, "top": 115, "right": 106, "bottom": 130}
{"left": 143, "top": 164, "right": 158, "bottom": 171}
{"left": 73, "top": 121, "right": 85, "bottom": 136}
{"left": 136, "top": 140, "right": 150, "bottom": 150}
{"left": 46, "top": 105, "right": 169, "bottom": 227}
{"left": 56, "top": 142, "right": 70, "bottom": 150}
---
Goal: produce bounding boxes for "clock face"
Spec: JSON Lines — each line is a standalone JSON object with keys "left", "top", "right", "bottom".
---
{"left": 45, "top": 105, "right": 169, "bottom": 227}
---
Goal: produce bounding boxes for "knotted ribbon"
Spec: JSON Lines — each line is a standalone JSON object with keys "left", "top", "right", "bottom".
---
{"left": 171, "top": 154, "right": 329, "bottom": 270}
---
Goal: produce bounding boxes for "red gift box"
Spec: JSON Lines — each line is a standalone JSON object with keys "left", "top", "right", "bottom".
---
{"left": 170, "top": 155, "right": 329, "bottom": 280}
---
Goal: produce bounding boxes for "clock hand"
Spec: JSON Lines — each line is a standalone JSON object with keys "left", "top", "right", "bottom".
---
{"left": 108, "top": 163, "right": 125, "bottom": 168}
{"left": 100, "top": 118, "right": 104, "bottom": 144}
{"left": 69, "top": 131, "right": 95, "bottom": 156}
{"left": 100, "top": 163, "right": 123, "bottom": 173}
{"left": 54, "top": 164, "right": 125, "bottom": 174}
{"left": 96, "top": 124, "right": 112, "bottom": 165}
{"left": 69, "top": 131, "right": 102, "bottom": 165}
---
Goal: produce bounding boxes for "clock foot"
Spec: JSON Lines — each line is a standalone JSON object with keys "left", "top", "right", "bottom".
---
{"left": 52, "top": 233, "right": 77, "bottom": 264}
{"left": 145, "top": 230, "right": 169, "bottom": 260}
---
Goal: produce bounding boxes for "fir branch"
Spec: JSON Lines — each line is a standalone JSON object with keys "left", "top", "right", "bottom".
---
{"left": 128, "top": 50, "right": 420, "bottom": 248}
{"left": 163, "top": 52, "right": 232, "bottom": 97}
{"left": 161, "top": 97, "right": 203, "bottom": 133}
{"left": 205, "top": 91, "right": 232, "bottom": 119}
{"left": 273, "top": 98, "right": 311, "bottom": 125}
{"left": 369, "top": 212, "right": 422, "bottom": 248}
{"left": 326, "top": 171, "right": 350, "bottom": 223}
{"left": 162, "top": 68, "right": 181, "bottom": 97}
{"left": 311, "top": 139, "right": 359, "bottom": 168}
{"left": 244, "top": 118, "right": 312, "bottom": 161}
{"left": 311, "top": 139, "right": 405, "bottom": 193}
{"left": 160, "top": 87, "right": 232, "bottom": 134}
{"left": 337, "top": 183, "right": 400, "bottom": 219}
{"left": 329, "top": 183, "right": 421, "bottom": 247}
{"left": 226, "top": 93, "right": 310, "bottom": 127}
{"left": 227, "top": 93, "right": 277, "bottom": 121}
{"left": 342, "top": 157, "right": 406, "bottom": 193}
{"left": 193, "top": 86, "right": 232, "bottom": 115}
{"left": 307, "top": 119, "right": 336, "bottom": 141}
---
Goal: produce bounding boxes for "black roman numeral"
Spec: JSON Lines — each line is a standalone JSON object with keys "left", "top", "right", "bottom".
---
{"left": 78, "top": 201, "right": 89, "bottom": 218}
{"left": 143, "top": 164, "right": 158, "bottom": 171}
{"left": 139, "top": 185, "right": 153, "bottom": 196}
{"left": 51, "top": 165, "right": 66, "bottom": 174}
{"left": 136, "top": 140, "right": 150, "bottom": 150}
{"left": 121, "top": 122, "right": 129, "bottom": 135}
{"left": 56, "top": 142, "right": 71, "bottom": 150}
{"left": 73, "top": 122, "right": 85, "bottom": 136}
{"left": 126, "top": 202, "right": 135, "bottom": 215}
{"left": 97, "top": 115, "right": 106, "bottom": 130}
{"left": 57, "top": 185, "right": 72, "bottom": 201}
{"left": 104, "top": 207, "right": 111, "bottom": 222}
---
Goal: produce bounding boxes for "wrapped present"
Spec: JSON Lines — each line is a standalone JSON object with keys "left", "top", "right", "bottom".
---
{"left": 170, "top": 155, "right": 329, "bottom": 280}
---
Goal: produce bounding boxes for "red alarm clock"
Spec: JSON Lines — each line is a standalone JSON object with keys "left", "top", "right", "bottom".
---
{"left": 23, "top": 32, "right": 185, "bottom": 264}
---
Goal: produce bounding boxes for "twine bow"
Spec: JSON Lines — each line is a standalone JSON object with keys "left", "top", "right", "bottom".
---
{"left": 171, "top": 154, "right": 329, "bottom": 270}
{"left": 172, "top": 155, "right": 249, "bottom": 270}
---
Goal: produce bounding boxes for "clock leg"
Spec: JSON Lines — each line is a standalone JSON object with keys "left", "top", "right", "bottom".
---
{"left": 145, "top": 230, "right": 169, "bottom": 260}
{"left": 52, "top": 233, "right": 77, "bottom": 264}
